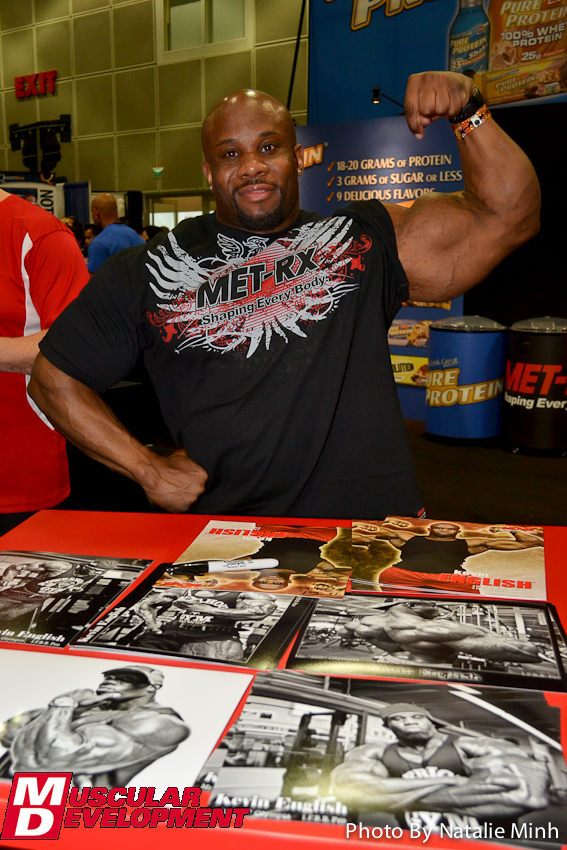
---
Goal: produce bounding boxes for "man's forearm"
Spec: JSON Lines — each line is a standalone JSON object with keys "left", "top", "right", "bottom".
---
{"left": 34, "top": 702, "right": 90, "bottom": 760}
{"left": 28, "top": 353, "right": 208, "bottom": 511}
{"left": 216, "top": 609, "right": 268, "bottom": 621}
{"left": 332, "top": 768, "right": 458, "bottom": 810}
{"left": 29, "top": 353, "right": 161, "bottom": 485}
{"left": 0, "top": 331, "right": 47, "bottom": 374}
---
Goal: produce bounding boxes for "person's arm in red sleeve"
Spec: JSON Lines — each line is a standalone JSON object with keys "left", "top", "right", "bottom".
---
{"left": 0, "top": 230, "right": 88, "bottom": 374}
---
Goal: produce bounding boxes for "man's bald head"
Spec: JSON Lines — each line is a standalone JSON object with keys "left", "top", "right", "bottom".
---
{"left": 91, "top": 193, "right": 119, "bottom": 228}
{"left": 202, "top": 90, "right": 297, "bottom": 156}
{"left": 201, "top": 89, "right": 303, "bottom": 233}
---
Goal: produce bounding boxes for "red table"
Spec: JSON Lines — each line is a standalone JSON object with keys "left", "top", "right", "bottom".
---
{"left": 0, "top": 510, "right": 565, "bottom": 850}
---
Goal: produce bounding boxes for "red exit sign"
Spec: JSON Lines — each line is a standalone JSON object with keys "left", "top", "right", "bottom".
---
{"left": 15, "top": 70, "right": 58, "bottom": 99}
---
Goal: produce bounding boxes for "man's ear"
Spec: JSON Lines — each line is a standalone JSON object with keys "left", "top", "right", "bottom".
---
{"left": 202, "top": 161, "right": 213, "bottom": 188}
{"left": 294, "top": 144, "right": 304, "bottom": 174}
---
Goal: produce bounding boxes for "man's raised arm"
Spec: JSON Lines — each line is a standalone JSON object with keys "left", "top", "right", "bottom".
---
{"left": 387, "top": 71, "right": 540, "bottom": 302}
{"left": 28, "top": 353, "right": 207, "bottom": 512}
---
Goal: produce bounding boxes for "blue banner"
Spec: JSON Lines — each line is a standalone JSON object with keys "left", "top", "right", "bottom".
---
{"left": 297, "top": 113, "right": 463, "bottom": 216}
{"left": 309, "top": 0, "right": 567, "bottom": 124}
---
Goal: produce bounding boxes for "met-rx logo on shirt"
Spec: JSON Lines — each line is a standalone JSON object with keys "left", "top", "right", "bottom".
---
{"left": 145, "top": 218, "right": 371, "bottom": 358}
{"left": 195, "top": 246, "right": 319, "bottom": 309}
{"left": 2, "top": 772, "right": 72, "bottom": 839}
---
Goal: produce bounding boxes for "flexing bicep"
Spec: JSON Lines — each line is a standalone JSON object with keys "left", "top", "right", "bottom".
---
{"left": 387, "top": 186, "right": 508, "bottom": 302}
{"left": 386, "top": 75, "right": 539, "bottom": 301}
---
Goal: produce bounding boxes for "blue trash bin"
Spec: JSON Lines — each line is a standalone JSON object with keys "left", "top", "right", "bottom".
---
{"left": 425, "top": 316, "right": 506, "bottom": 439}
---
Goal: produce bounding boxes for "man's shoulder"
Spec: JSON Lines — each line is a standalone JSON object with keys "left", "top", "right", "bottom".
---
{"left": 90, "top": 227, "right": 111, "bottom": 247}
{"left": 330, "top": 200, "right": 394, "bottom": 234}
{"left": 297, "top": 201, "right": 396, "bottom": 247}
{"left": 112, "top": 702, "right": 187, "bottom": 745}
{"left": 87, "top": 226, "right": 146, "bottom": 273}
{"left": 112, "top": 701, "right": 184, "bottom": 728}
{"left": 346, "top": 741, "right": 390, "bottom": 761}
{"left": 172, "top": 213, "right": 213, "bottom": 240}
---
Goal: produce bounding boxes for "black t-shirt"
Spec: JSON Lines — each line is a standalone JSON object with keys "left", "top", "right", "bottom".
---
{"left": 41, "top": 203, "right": 422, "bottom": 519}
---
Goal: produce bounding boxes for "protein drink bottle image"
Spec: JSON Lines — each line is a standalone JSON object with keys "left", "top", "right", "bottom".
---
{"left": 448, "top": 0, "right": 490, "bottom": 75}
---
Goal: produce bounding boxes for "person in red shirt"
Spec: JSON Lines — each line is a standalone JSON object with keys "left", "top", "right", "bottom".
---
{"left": 0, "top": 189, "right": 89, "bottom": 534}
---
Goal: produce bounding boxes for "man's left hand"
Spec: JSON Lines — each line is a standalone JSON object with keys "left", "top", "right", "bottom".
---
{"left": 404, "top": 72, "right": 474, "bottom": 139}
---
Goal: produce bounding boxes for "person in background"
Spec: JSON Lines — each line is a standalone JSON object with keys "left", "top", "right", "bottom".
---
{"left": 83, "top": 222, "right": 101, "bottom": 254}
{"left": 87, "top": 193, "right": 144, "bottom": 274}
{"left": 0, "top": 189, "right": 89, "bottom": 535}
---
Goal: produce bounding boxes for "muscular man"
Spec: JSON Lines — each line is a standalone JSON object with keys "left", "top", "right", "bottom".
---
{"left": 0, "top": 189, "right": 88, "bottom": 534}
{"left": 345, "top": 521, "right": 543, "bottom": 592}
{"left": 0, "top": 559, "right": 90, "bottom": 625}
{"left": 0, "top": 665, "right": 189, "bottom": 787}
{"left": 28, "top": 73, "right": 540, "bottom": 519}
{"left": 124, "top": 589, "right": 277, "bottom": 661}
{"left": 342, "top": 601, "right": 543, "bottom": 665}
{"left": 331, "top": 703, "right": 551, "bottom": 832}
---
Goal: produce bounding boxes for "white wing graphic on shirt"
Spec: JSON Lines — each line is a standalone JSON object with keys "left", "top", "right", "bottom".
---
{"left": 146, "top": 216, "right": 369, "bottom": 357}
{"left": 145, "top": 233, "right": 212, "bottom": 298}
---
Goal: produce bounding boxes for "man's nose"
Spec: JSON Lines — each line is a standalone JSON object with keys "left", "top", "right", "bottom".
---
{"left": 237, "top": 151, "right": 267, "bottom": 177}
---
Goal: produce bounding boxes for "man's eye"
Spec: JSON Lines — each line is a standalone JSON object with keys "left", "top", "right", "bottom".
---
{"left": 223, "top": 150, "right": 239, "bottom": 158}
{"left": 261, "top": 143, "right": 276, "bottom": 153}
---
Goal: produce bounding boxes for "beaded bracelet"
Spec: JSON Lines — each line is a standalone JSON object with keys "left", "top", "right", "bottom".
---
{"left": 452, "top": 104, "right": 492, "bottom": 141}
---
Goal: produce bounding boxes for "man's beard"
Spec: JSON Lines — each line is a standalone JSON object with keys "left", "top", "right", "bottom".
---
{"left": 233, "top": 187, "right": 286, "bottom": 232}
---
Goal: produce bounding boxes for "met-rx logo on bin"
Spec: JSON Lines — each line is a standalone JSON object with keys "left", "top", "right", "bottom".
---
{"left": 2, "top": 773, "right": 72, "bottom": 839}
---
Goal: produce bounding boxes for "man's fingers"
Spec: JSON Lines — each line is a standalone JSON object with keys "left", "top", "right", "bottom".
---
{"left": 168, "top": 448, "right": 207, "bottom": 473}
{"left": 142, "top": 449, "right": 208, "bottom": 512}
{"left": 405, "top": 72, "right": 474, "bottom": 137}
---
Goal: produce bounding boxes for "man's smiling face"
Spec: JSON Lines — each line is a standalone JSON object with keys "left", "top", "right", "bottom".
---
{"left": 202, "top": 90, "right": 304, "bottom": 233}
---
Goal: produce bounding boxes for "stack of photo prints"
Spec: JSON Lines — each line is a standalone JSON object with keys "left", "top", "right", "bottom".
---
{"left": 1, "top": 515, "right": 566, "bottom": 849}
